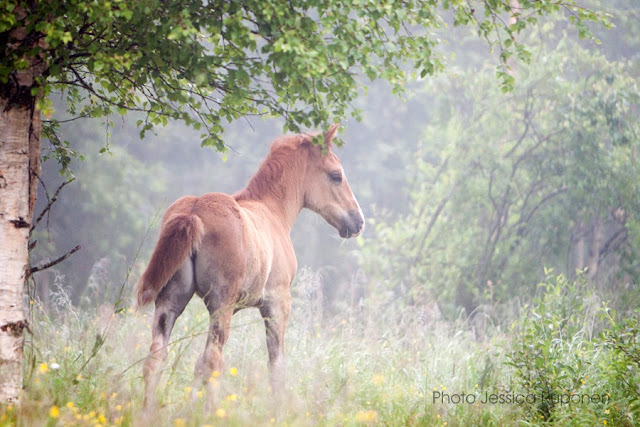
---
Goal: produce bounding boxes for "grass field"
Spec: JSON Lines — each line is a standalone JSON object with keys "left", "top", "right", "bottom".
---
{"left": 0, "top": 273, "right": 637, "bottom": 426}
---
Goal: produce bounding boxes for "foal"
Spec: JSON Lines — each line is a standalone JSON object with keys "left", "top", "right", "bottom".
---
{"left": 136, "top": 124, "right": 364, "bottom": 410}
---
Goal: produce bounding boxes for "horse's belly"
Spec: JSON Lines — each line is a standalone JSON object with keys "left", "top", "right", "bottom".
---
{"left": 237, "top": 235, "right": 272, "bottom": 307}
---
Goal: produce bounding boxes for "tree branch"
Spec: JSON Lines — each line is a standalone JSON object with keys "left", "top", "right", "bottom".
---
{"left": 30, "top": 178, "right": 75, "bottom": 236}
{"left": 27, "top": 245, "right": 81, "bottom": 279}
{"left": 599, "top": 227, "right": 629, "bottom": 260}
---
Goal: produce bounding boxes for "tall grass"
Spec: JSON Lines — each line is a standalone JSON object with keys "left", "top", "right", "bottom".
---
{"left": 0, "top": 271, "right": 637, "bottom": 426}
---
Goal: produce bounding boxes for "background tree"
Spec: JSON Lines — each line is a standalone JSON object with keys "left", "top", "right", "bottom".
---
{"left": 0, "top": 0, "right": 605, "bottom": 402}
{"left": 362, "top": 16, "right": 639, "bottom": 317}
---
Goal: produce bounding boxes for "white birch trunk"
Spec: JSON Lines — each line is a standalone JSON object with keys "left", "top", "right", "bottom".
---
{"left": 0, "top": 102, "right": 40, "bottom": 402}
{"left": 0, "top": 4, "right": 45, "bottom": 401}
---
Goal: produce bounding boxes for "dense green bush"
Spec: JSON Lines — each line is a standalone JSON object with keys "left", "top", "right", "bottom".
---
{"left": 505, "top": 271, "right": 638, "bottom": 425}
{"left": 597, "top": 307, "right": 640, "bottom": 424}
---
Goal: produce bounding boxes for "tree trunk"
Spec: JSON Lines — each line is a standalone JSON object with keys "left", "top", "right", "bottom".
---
{"left": 0, "top": 71, "right": 42, "bottom": 404}
{"left": 0, "top": 4, "right": 46, "bottom": 401}
{"left": 0, "top": 101, "right": 41, "bottom": 402}
{"left": 587, "top": 217, "right": 603, "bottom": 281}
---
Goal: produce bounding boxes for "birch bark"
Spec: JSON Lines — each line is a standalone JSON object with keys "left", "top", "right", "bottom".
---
{"left": 0, "top": 64, "right": 42, "bottom": 403}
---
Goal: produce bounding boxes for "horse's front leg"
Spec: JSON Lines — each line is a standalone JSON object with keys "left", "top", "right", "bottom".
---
{"left": 259, "top": 292, "right": 292, "bottom": 396}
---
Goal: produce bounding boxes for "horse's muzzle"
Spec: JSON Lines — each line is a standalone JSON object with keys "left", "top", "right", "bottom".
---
{"left": 340, "top": 209, "right": 365, "bottom": 238}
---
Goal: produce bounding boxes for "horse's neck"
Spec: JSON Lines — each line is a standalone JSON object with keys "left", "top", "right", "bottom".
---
{"left": 259, "top": 180, "right": 304, "bottom": 232}
{"left": 235, "top": 164, "right": 306, "bottom": 232}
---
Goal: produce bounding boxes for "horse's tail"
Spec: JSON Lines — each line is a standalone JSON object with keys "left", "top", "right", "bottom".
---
{"left": 135, "top": 214, "right": 205, "bottom": 308}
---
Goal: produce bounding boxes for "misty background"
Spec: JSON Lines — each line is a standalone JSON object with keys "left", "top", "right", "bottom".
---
{"left": 30, "top": 0, "right": 639, "bottom": 323}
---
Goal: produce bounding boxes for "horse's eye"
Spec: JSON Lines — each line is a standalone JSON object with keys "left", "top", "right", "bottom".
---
{"left": 329, "top": 172, "right": 342, "bottom": 184}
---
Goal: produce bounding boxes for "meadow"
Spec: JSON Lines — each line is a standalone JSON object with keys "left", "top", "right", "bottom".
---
{"left": 1, "top": 271, "right": 637, "bottom": 426}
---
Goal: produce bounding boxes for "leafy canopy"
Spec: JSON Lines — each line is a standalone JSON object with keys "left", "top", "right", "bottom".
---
{"left": 1, "top": 0, "right": 606, "bottom": 155}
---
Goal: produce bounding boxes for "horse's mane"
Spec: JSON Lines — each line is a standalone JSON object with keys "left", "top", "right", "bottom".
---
{"left": 234, "top": 133, "right": 315, "bottom": 202}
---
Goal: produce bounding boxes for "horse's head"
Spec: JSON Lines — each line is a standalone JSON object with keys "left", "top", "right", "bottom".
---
{"left": 303, "top": 124, "right": 365, "bottom": 238}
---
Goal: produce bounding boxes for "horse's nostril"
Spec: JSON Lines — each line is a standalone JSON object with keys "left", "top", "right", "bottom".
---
{"left": 346, "top": 209, "right": 364, "bottom": 235}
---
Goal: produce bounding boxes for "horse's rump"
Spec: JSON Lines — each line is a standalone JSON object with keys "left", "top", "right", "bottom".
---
{"left": 135, "top": 213, "right": 204, "bottom": 307}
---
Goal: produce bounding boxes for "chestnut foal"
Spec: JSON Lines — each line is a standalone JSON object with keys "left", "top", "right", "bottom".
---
{"left": 136, "top": 124, "right": 364, "bottom": 410}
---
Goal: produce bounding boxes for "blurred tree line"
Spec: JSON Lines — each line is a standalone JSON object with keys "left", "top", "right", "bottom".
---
{"left": 31, "top": 0, "right": 639, "bottom": 319}
{"left": 362, "top": 1, "right": 640, "bottom": 317}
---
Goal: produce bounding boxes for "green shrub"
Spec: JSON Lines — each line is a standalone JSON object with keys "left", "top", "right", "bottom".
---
{"left": 597, "top": 307, "right": 640, "bottom": 425}
{"left": 505, "top": 271, "right": 597, "bottom": 421}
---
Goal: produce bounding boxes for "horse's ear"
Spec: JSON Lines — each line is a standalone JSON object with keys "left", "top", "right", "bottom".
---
{"left": 324, "top": 123, "right": 340, "bottom": 147}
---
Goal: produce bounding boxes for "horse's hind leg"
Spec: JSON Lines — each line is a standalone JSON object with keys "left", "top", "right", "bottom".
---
{"left": 193, "top": 303, "right": 234, "bottom": 409}
{"left": 142, "top": 259, "right": 195, "bottom": 412}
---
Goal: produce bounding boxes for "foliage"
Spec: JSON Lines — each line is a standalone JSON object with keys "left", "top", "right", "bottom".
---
{"left": 597, "top": 307, "right": 640, "bottom": 422}
{"left": 1, "top": 0, "right": 608, "bottom": 171}
{"left": 505, "top": 271, "right": 596, "bottom": 421}
{"left": 504, "top": 273, "right": 639, "bottom": 425}
{"left": 361, "top": 30, "right": 640, "bottom": 313}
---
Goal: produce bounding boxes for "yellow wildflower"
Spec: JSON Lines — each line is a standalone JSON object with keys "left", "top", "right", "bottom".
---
{"left": 355, "top": 410, "right": 378, "bottom": 423}
{"left": 229, "top": 367, "right": 238, "bottom": 376}
{"left": 372, "top": 374, "right": 384, "bottom": 386}
{"left": 39, "top": 363, "right": 49, "bottom": 374}
{"left": 216, "top": 408, "right": 226, "bottom": 418}
{"left": 49, "top": 405, "right": 60, "bottom": 418}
